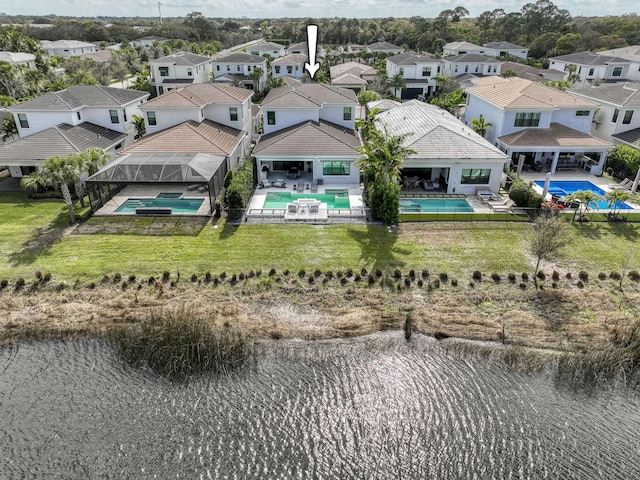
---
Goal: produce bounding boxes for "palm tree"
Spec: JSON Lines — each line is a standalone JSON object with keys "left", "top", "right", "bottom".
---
{"left": 249, "top": 67, "right": 264, "bottom": 92}
{"left": 21, "top": 156, "right": 81, "bottom": 224}
{"left": 1, "top": 115, "right": 18, "bottom": 142}
{"left": 605, "top": 189, "right": 639, "bottom": 222}
{"left": 470, "top": 115, "right": 492, "bottom": 138}
{"left": 388, "top": 73, "right": 406, "bottom": 99}
{"left": 564, "top": 189, "right": 602, "bottom": 222}
{"left": 131, "top": 114, "right": 146, "bottom": 139}
{"left": 355, "top": 107, "right": 381, "bottom": 142}
{"left": 73, "top": 148, "right": 110, "bottom": 208}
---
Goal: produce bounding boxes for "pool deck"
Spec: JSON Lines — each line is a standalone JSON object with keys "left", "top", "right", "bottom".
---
{"left": 93, "top": 184, "right": 212, "bottom": 216}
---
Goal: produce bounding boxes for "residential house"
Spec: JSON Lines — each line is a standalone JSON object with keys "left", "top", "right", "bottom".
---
{"left": 130, "top": 36, "right": 168, "bottom": 48}
{"left": 385, "top": 52, "right": 443, "bottom": 99}
{"left": 443, "top": 41, "right": 485, "bottom": 56}
{"left": 254, "top": 84, "right": 361, "bottom": 185}
{"left": 366, "top": 99, "right": 401, "bottom": 114}
{"left": 7, "top": 85, "right": 149, "bottom": 141}
{"left": 150, "top": 51, "right": 215, "bottom": 96}
{"left": 138, "top": 83, "right": 254, "bottom": 153}
{"left": 596, "top": 46, "right": 640, "bottom": 82}
{"left": 374, "top": 100, "right": 510, "bottom": 195}
{"left": 40, "top": 40, "right": 96, "bottom": 57}
{"left": 330, "top": 61, "right": 378, "bottom": 92}
{"left": 0, "top": 122, "right": 126, "bottom": 178}
{"left": 441, "top": 54, "right": 502, "bottom": 81}
{"left": 366, "top": 42, "right": 404, "bottom": 55}
{"left": 548, "top": 52, "right": 635, "bottom": 88}
{"left": 287, "top": 42, "right": 309, "bottom": 56}
{"left": 500, "top": 61, "right": 564, "bottom": 84}
{"left": 78, "top": 50, "right": 113, "bottom": 63}
{"left": 248, "top": 41, "right": 286, "bottom": 58}
{"left": 271, "top": 54, "right": 307, "bottom": 79}
{"left": 482, "top": 41, "right": 529, "bottom": 59}
{"left": 212, "top": 52, "right": 268, "bottom": 91}
{"left": 0, "top": 51, "right": 36, "bottom": 68}
{"left": 570, "top": 82, "right": 640, "bottom": 151}
{"left": 464, "top": 76, "right": 611, "bottom": 174}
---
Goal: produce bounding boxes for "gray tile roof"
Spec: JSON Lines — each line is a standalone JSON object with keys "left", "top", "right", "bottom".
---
{"left": 444, "top": 41, "right": 483, "bottom": 51}
{"left": 261, "top": 84, "right": 357, "bottom": 108}
{"left": 570, "top": 82, "right": 640, "bottom": 107}
{"left": 272, "top": 54, "right": 307, "bottom": 65}
{"left": 483, "top": 41, "right": 527, "bottom": 50}
{"left": 215, "top": 52, "right": 267, "bottom": 63}
{"left": 550, "top": 52, "right": 630, "bottom": 65}
{"left": 443, "top": 53, "right": 502, "bottom": 63}
{"left": 367, "top": 41, "right": 402, "bottom": 51}
{"left": 612, "top": 127, "right": 640, "bottom": 147}
{"left": 151, "top": 51, "right": 214, "bottom": 66}
{"left": 387, "top": 52, "right": 437, "bottom": 65}
{"left": 254, "top": 120, "right": 360, "bottom": 156}
{"left": 0, "top": 123, "right": 126, "bottom": 161}
{"left": 8, "top": 85, "right": 149, "bottom": 111}
{"left": 142, "top": 83, "right": 253, "bottom": 108}
{"left": 596, "top": 46, "right": 640, "bottom": 63}
{"left": 498, "top": 123, "right": 611, "bottom": 149}
{"left": 501, "top": 61, "right": 564, "bottom": 83}
{"left": 376, "top": 100, "right": 508, "bottom": 161}
{"left": 249, "top": 41, "right": 286, "bottom": 51}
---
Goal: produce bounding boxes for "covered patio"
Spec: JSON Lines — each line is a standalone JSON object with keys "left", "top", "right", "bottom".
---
{"left": 498, "top": 123, "right": 611, "bottom": 175}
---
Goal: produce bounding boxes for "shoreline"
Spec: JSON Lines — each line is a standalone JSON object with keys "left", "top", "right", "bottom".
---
{"left": 2, "top": 272, "right": 638, "bottom": 354}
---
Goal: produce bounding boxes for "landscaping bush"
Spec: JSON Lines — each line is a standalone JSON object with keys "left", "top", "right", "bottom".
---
{"left": 191, "top": 274, "right": 198, "bottom": 283}
{"left": 577, "top": 280, "right": 584, "bottom": 288}
{"left": 43, "top": 273, "right": 52, "bottom": 283}
{"left": 552, "top": 271, "right": 560, "bottom": 281}
{"left": 417, "top": 279, "right": 424, "bottom": 287}
{"left": 409, "top": 269, "right": 415, "bottom": 278}
{"left": 268, "top": 268, "right": 276, "bottom": 277}
{"left": 298, "top": 269, "right": 306, "bottom": 278}
{"left": 491, "top": 273, "right": 501, "bottom": 283}
{"left": 628, "top": 271, "right": 640, "bottom": 281}
{"left": 598, "top": 272, "right": 607, "bottom": 280}
{"left": 439, "top": 272, "right": 448, "bottom": 282}
{"left": 519, "top": 282, "right": 527, "bottom": 290}
{"left": 0, "top": 279, "right": 7, "bottom": 290}
{"left": 521, "top": 272, "right": 529, "bottom": 281}
{"left": 431, "top": 278, "right": 440, "bottom": 289}
{"left": 148, "top": 276, "right": 155, "bottom": 285}
{"left": 162, "top": 271, "right": 170, "bottom": 282}
{"left": 393, "top": 269, "right": 402, "bottom": 279}
{"left": 605, "top": 144, "right": 640, "bottom": 180}
{"left": 508, "top": 178, "right": 543, "bottom": 208}
{"left": 422, "top": 269, "right": 430, "bottom": 279}
{"left": 536, "top": 271, "right": 546, "bottom": 280}
{"left": 451, "top": 279, "right": 458, "bottom": 287}
{"left": 368, "top": 274, "right": 376, "bottom": 285}
{"left": 375, "top": 268, "right": 383, "bottom": 277}
{"left": 552, "top": 282, "right": 558, "bottom": 289}
{"left": 113, "top": 273, "right": 122, "bottom": 283}
{"left": 566, "top": 272, "right": 572, "bottom": 279}
{"left": 508, "top": 273, "right": 516, "bottom": 283}
{"left": 579, "top": 271, "right": 589, "bottom": 282}
{"left": 609, "top": 271, "right": 622, "bottom": 281}
{"left": 204, "top": 272, "right": 212, "bottom": 283}
{"left": 15, "top": 278, "right": 25, "bottom": 291}
{"left": 128, "top": 274, "right": 136, "bottom": 283}
{"left": 224, "top": 159, "right": 255, "bottom": 209}
{"left": 472, "top": 270, "right": 482, "bottom": 281}
{"left": 35, "top": 270, "right": 42, "bottom": 281}
{"left": 361, "top": 267, "right": 368, "bottom": 276}
{"left": 314, "top": 269, "right": 322, "bottom": 278}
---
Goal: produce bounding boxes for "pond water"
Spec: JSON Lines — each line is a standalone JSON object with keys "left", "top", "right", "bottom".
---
{"left": 1, "top": 333, "right": 639, "bottom": 479}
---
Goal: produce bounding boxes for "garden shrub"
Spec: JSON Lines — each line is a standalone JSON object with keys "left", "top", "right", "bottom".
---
{"left": 472, "top": 270, "right": 482, "bottom": 281}
{"left": 224, "top": 159, "right": 255, "bottom": 209}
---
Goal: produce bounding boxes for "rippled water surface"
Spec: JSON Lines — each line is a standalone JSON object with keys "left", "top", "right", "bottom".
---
{"left": 1, "top": 333, "right": 639, "bottom": 479}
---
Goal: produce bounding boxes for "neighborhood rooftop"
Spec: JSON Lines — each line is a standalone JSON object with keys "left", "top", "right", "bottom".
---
{"left": 550, "top": 51, "right": 630, "bottom": 65}
{"left": 152, "top": 51, "right": 214, "bottom": 65}
{"left": 570, "top": 82, "right": 640, "bottom": 107}
{"left": 141, "top": 83, "right": 253, "bottom": 108}
{"left": 261, "top": 84, "right": 357, "bottom": 108}
{"left": 386, "top": 52, "right": 437, "bottom": 65}
{"left": 215, "top": 52, "right": 266, "bottom": 63}
{"left": 272, "top": 54, "right": 308, "bottom": 65}
{"left": 7, "top": 85, "right": 149, "bottom": 111}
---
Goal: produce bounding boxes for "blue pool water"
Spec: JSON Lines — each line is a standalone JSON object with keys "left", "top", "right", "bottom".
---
{"left": 115, "top": 197, "right": 204, "bottom": 213}
{"left": 400, "top": 198, "right": 474, "bottom": 213}
{"left": 263, "top": 191, "right": 350, "bottom": 209}
{"left": 534, "top": 180, "right": 632, "bottom": 210}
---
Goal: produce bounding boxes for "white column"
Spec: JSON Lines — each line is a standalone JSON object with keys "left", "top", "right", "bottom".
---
{"left": 596, "top": 151, "right": 607, "bottom": 176}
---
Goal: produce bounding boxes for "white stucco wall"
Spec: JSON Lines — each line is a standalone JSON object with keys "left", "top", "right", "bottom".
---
{"left": 262, "top": 108, "right": 320, "bottom": 135}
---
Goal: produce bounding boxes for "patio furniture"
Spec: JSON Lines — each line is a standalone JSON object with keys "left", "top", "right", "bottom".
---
{"left": 287, "top": 203, "right": 298, "bottom": 213}
{"left": 490, "top": 199, "right": 515, "bottom": 212}
{"left": 309, "top": 203, "right": 320, "bottom": 214}
{"left": 610, "top": 178, "right": 632, "bottom": 190}
{"left": 488, "top": 196, "right": 509, "bottom": 208}
{"left": 476, "top": 189, "right": 496, "bottom": 202}
{"left": 273, "top": 179, "right": 286, "bottom": 188}
{"left": 311, "top": 179, "right": 318, "bottom": 193}
{"left": 287, "top": 167, "right": 299, "bottom": 179}
{"left": 186, "top": 184, "right": 200, "bottom": 191}
{"left": 135, "top": 207, "right": 172, "bottom": 215}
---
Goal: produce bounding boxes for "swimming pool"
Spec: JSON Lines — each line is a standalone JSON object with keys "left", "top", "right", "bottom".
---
{"left": 263, "top": 191, "right": 350, "bottom": 209}
{"left": 400, "top": 198, "right": 474, "bottom": 213}
{"left": 533, "top": 180, "right": 631, "bottom": 210}
{"left": 115, "top": 197, "right": 205, "bottom": 213}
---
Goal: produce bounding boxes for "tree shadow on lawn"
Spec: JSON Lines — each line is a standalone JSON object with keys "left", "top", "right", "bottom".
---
{"left": 608, "top": 221, "right": 640, "bottom": 242}
{"left": 347, "top": 224, "right": 411, "bottom": 272}
{"left": 570, "top": 222, "right": 603, "bottom": 240}
{"left": 7, "top": 207, "right": 70, "bottom": 267}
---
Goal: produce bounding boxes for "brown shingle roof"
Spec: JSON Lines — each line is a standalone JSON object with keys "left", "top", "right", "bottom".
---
{"left": 254, "top": 120, "right": 360, "bottom": 156}
{"left": 272, "top": 54, "right": 307, "bottom": 65}
{"left": 261, "top": 84, "right": 357, "bottom": 108}
{"left": 498, "top": 123, "right": 611, "bottom": 149}
{"left": 466, "top": 77, "right": 599, "bottom": 109}
{"left": 141, "top": 83, "right": 253, "bottom": 108}
{"left": 124, "top": 120, "right": 244, "bottom": 155}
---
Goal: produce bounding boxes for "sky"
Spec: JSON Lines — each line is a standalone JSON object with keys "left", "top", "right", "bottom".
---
{"left": 0, "top": 0, "right": 638, "bottom": 20}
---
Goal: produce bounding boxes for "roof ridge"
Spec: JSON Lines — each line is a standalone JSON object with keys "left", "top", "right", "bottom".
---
{"left": 53, "top": 124, "right": 82, "bottom": 152}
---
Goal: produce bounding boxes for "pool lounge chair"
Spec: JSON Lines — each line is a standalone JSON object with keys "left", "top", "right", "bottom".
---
{"left": 273, "top": 180, "right": 286, "bottom": 188}
{"left": 610, "top": 178, "right": 632, "bottom": 190}
{"left": 476, "top": 188, "right": 497, "bottom": 202}
{"left": 287, "top": 203, "right": 298, "bottom": 213}
{"left": 487, "top": 196, "right": 509, "bottom": 208}
{"left": 491, "top": 199, "right": 515, "bottom": 212}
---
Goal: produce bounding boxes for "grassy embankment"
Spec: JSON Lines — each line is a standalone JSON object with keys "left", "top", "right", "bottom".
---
{"left": 1, "top": 192, "right": 640, "bottom": 384}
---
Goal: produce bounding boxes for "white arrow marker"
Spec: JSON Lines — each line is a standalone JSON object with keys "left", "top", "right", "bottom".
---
{"left": 304, "top": 24, "right": 320, "bottom": 78}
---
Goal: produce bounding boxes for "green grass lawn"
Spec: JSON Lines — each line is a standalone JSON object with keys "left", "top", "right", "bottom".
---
{"left": 2, "top": 192, "right": 640, "bottom": 282}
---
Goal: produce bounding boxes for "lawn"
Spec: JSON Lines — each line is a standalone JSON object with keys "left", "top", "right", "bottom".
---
{"left": 2, "top": 192, "right": 640, "bottom": 282}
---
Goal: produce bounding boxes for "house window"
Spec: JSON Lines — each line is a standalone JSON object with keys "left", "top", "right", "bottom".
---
{"left": 226, "top": 65, "right": 230, "bottom": 71}
{"left": 623, "top": 110, "right": 634, "bottom": 124}
{"left": 588, "top": 68, "right": 595, "bottom": 76}
{"left": 461, "top": 168, "right": 491, "bottom": 184}
{"left": 229, "top": 107, "right": 238, "bottom": 121}
{"left": 399, "top": 67, "right": 404, "bottom": 75}
{"left": 267, "top": 111, "right": 276, "bottom": 125}
{"left": 422, "top": 66, "right": 431, "bottom": 77}
{"left": 575, "top": 110, "right": 590, "bottom": 117}
{"left": 437, "top": 65, "right": 441, "bottom": 73}
{"left": 475, "top": 65, "right": 479, "bottom": 73}
{"left": 147, "top": 111, "right": 157, "bottom": 126}
{"left": 492, "top": 65, "right": 497, "bottom": 73}
{"left": 216, "top": 65, "right": 220, "bottom": 71}
{"left": 109, "top": 109, "right": 119, "bottom": 124}
{"left": 187, "top": 68, "right": 192, "bottom": 76}
{"left": 275, "top": 66, "right": 280, "bottom": 74}
{"left": 514, "top": 112, "right": 541, "bottom": 127}
{"left": 287, "top": 66, "right": 292, "bottom": 74}
{"left": 159, "top": 66, "right": 169, "bottom": 77}
{"left": 123, "top": 110, "right": 127, "bottom": 122}
{"left": 17, "top": 113, "right": 29, "bottom": 128}
{"left": 323, "top": 161, "right": 350, "bottom": 175}
{"left": 612, "top": 109, "right": 620, "bottom": 123}
{"left": 247, "top": 66, "right": 251, "bottom": 72}
{"left": 343, "top": 107, "right": 352, "bottom": 121}
{"left": 237, "top": 65, "right": 241, "bottom": 72}
{"left": 464, "top": 65, "right": 469, "bottom": 73}
{"left": 612, "top": 66, "right": 623, "bottom": 77}
{"left": 454, "top": 65, "right": 459, "bottom": 73}
{"left": 77, "top": 111, "right": 82, "bottom": 120}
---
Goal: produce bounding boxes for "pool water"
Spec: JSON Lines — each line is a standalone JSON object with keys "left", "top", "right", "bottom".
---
{"left": 263, "top": 191, "right": 350, "bottom": 209}
{"left": 400, "top": 198, "right": 474, "bottom": 213}
{"left": 534, "top": 180, "right": 632, "bottom": 210}
{"left": 115, "top": 197, "right": 205, "bottom": 213}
